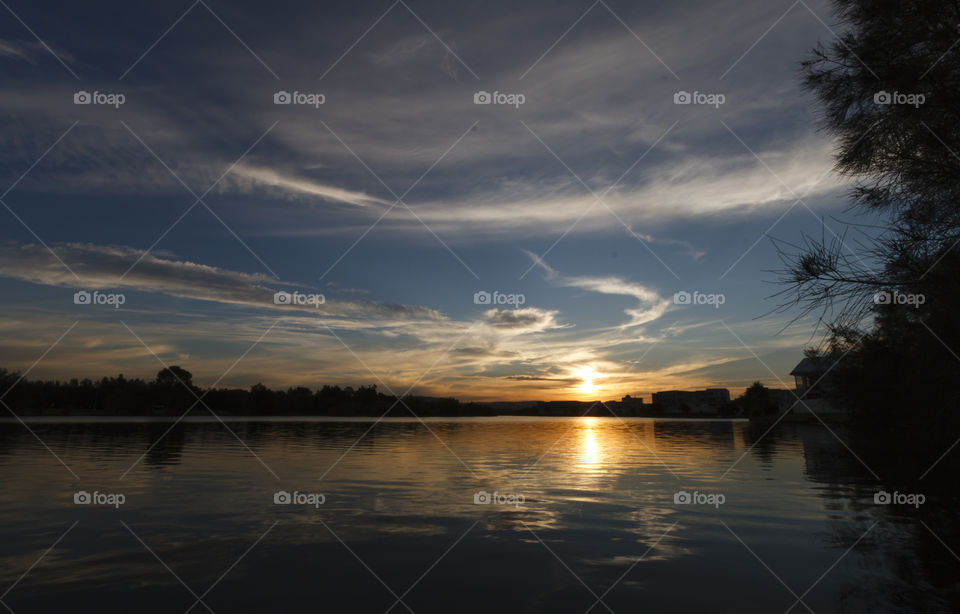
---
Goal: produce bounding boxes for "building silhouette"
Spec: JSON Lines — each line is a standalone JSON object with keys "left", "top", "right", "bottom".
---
{"left": 651, "top": 389, "right": 730, "bottom": 413}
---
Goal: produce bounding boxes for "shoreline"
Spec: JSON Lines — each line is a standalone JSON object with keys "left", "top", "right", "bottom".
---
{"left": 0, "top": 414, "right": 751, "bottom": 424}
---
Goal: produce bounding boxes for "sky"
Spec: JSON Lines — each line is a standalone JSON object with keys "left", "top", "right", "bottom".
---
{"left": 0, "top": 0, "right": 879, "bottom": 401}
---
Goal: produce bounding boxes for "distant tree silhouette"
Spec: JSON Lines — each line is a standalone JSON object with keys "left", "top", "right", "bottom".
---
{"left": 0, "top": 368, "right": 488, "bottom": 417}
{"left": 156, "top": 366, "right": 193, "bottom": 387}
{"left": 740, "top": 382, "right": 774, "bottom": 417}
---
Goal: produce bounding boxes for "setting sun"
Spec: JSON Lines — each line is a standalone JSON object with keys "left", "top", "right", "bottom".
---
{"left": 575, "top": 367, "right": 598, "bottom": 395}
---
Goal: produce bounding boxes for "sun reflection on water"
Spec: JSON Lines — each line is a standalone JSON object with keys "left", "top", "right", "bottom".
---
{"left": 578, "top": 417, "right": 603, "bottom": 471}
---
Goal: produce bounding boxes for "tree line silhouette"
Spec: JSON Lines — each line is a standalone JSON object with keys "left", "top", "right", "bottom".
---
{"left": 0, "top": 366, "right": 476, "bottom": 417}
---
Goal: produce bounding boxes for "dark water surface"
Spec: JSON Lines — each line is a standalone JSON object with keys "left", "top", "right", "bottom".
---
{"left": 0, "top": 417, "right": 956, "bottom": 613}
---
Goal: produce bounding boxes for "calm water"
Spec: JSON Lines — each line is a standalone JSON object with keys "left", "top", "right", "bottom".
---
{"left": 0, "top": 417, "right": 956, "bottom": 613}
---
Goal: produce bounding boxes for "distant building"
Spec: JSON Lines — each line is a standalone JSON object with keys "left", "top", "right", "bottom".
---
{"left": 788, "top": 357, "right": 845, "bottom": 413}
{"left": 601, "top": 395, "right": 645, "bottom": 416}
{"left": 617, "top": 394, "right": 644, "bottom": 415}
{"left": 620, "top": 394, "right": 643, "bottom": 409}
{"left": 790, "top": 357, "right": 832, "bottom": 398}
{"left": 652, "top": 388, "right": 730, "bottom": 413}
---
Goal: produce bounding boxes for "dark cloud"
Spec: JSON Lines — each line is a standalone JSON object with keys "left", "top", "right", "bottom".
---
{"left": 482, "top": 307, "right": 561, "bottom": 331}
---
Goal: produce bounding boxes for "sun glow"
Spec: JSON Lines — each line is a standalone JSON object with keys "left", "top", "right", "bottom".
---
{"left": 575, "top": 367, "right": 597, "bottom": 395}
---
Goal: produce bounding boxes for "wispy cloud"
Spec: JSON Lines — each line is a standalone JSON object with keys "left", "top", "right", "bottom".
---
{"left": 0, "top": 242, "right": 443, "bottom": 321}
{"left": 524, "top": 250, "right": 672, "bottom": 328}
{"left": 226, "top": 165, "right": 391, "bottom": 208}
{"left": 0, "top": 39, "right": 75, "bottom": 66}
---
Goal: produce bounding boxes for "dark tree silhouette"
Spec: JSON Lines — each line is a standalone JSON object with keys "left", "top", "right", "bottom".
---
{"left": 741, "top": 382, "right": 774, "bottom": 417}
{"left": 156, "top": 366, "right": 193, "bottom": 387}
{"left": 0, "top": 367, "right": 487, "bottom": 417}
{"left": 778, "top": 0, "right": 960, "bottom": 327}
{"left": 777, "top": 0, "right": 960, "bottom": 458}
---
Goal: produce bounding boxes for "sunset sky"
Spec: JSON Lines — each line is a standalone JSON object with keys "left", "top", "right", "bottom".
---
{"left": 0, "top": 0, "right": 866, "bottom": 400}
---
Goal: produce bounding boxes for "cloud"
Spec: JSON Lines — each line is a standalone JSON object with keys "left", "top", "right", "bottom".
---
{"left": 410, "top": 136, "right": 839, "bottom": 235}
{"left": 0, "top": 39, "right": 75, "bottom": 66}
{"left": 226, "top": 165, "right": 390, "bottom": 208}
{"left": 524, "top": 251, "right": 672, "bottom": 328}
{"left": 0, "top": 0, "right": 845, "bottom": 242}
{"left": 0, "top": 2, "right": 846, "bottom": 245}
{"left": 225, "top": 139, "right": 841, "bottom": 242}
{"left": 482, "top": 307, "right": 564, "bottom": 332}
{"left": 0, "top": 242, "right": 443, "bottom": 322}
{"left": 629, "top": 233, "right": 706, "bottom": 260}
{"left": 0, "top": 39, "right": 38, "bottom": 64}
{"left": 504, "top": 374, "right": 577, "bottom": 383}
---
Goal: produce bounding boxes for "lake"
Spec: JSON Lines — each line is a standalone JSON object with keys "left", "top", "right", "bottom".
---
{"left": 0, "top": 417, "right": 956, "bottom": 613}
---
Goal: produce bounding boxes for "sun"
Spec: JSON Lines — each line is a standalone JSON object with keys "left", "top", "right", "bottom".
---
{"left": 575, "top": 367, "right": 597, "bottom": 395}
